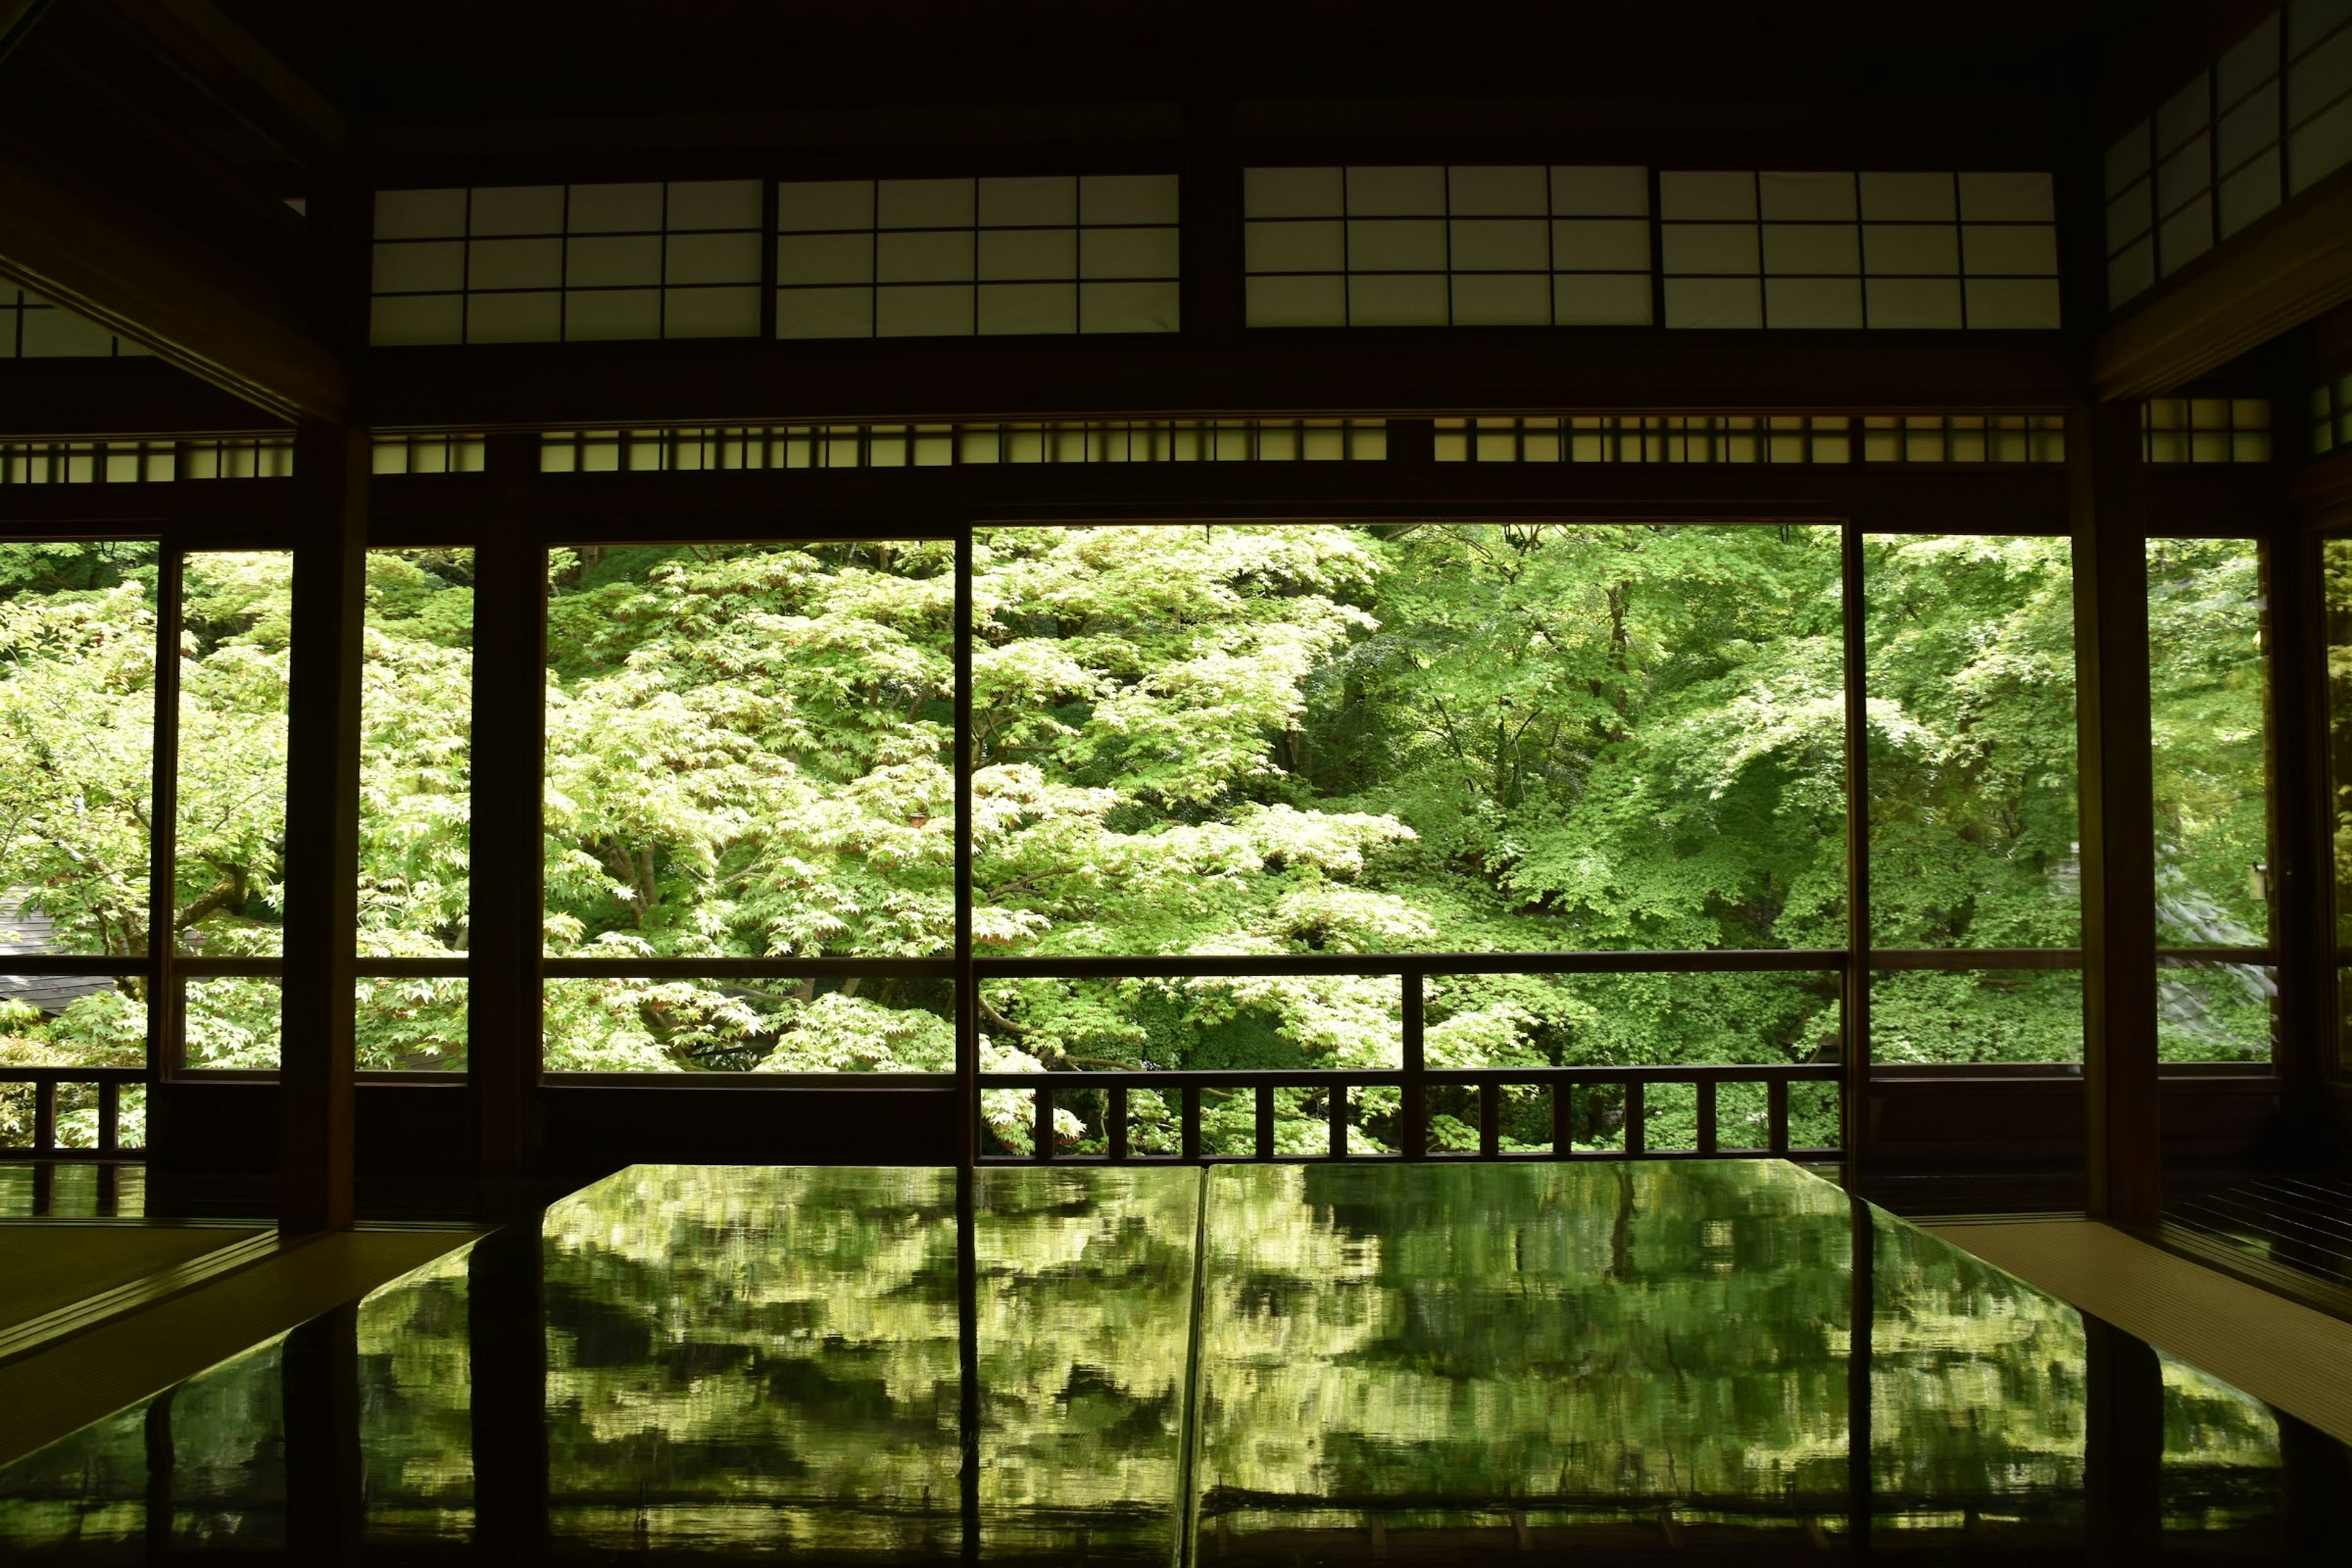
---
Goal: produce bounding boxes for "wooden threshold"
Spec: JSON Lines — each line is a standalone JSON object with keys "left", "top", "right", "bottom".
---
{"left": 0, "top": 1224, "right": 483, "bottom": 1468}
{"left": 1924, "top": 1218, "right": 2352, "bottom": 1445}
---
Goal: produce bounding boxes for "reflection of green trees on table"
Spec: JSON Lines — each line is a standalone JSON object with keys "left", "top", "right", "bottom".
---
{"left": 0, "top": 1162, "right": 2309, "bottom": 1560}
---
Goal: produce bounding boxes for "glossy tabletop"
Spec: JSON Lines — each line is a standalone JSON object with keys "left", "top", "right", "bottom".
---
{"left": 0, "top": 1160, "right": 2343, "bottom": 1563}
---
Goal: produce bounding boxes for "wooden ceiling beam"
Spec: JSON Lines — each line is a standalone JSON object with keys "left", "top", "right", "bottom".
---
{"left": 0, "top": 131, "right": 345, "bottom": 423}
{"left": 104, "top": 0, "right": 345, "bottom": 170}
{"left": 359, "top": 334, "right": 2080, "bottom": 432}
{"left": 2092, "top": 164, "right": 2352, "bottom": 401}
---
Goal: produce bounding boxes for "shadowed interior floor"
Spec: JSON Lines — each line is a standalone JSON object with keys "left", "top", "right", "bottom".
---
{"left": 0, "top": 1225, "right": 258, "bottom": 1332}
{"left": 0, "top": 1226, "right": 481, "bottom": 1468}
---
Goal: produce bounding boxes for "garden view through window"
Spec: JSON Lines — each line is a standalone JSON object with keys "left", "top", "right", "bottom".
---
{"left": 0, "top": 522, "right": 2278, "bottom": 1153}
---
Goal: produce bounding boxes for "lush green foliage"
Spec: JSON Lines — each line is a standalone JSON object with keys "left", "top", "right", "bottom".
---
{"left": 0, "top": 527, "right": 2277, "bottom": 1153}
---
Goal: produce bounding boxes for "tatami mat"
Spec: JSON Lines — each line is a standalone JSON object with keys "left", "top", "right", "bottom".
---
{"left": 0, "top": 1225, "right": 261, "bottom": 1332}
{"left": 1928, "top": 1219, "right": 2352, "bottom": 1444}
{"left": 0, "top": 1227, "right": 480, "bottom": 1468}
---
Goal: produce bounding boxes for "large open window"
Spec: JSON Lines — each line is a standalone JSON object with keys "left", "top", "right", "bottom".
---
{"left": 0, "top": 443, "right": 2291, "bottom": 1180}
{"left": 540, "top": 540, "right": 955, "bottom": 1074}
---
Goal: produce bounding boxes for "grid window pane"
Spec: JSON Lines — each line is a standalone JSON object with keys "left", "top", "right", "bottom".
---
{"left": 777, "top": 181, "right": 875, "bottom": 232}
{"left": 373, "top": 241, "right": 465, "bottom": 294}
{"left": 185, "top": 977, "right": 281, "bottom": 1071}
{"left": 878, "top": 284, "right": 974, "bottom": 336}
{"left": 1448, "top": 218, "right": 1547, "bottom": 271}
{"left": 0, "top": 540, "right": 157, "bottom": 1087}
{"left": 979, "top": 229, "right": 1077, "bottom": 281}
{"left": 1866, "top": 535, "right": 2078, "bottom": 949}
{"left": 1079, "top": 174, "right": 1180, "bottom": 225}
{"left": 1871, "top": 970, "right": 2084, "bottom": 1066}
{"left": 1079, "top": 280, "right": 1180, "bottom": 333}
{"left": 2146, "top": 539, "right": 2270, "bottom": 954}
{"left": 1243, "top": 166, "right": 1343, "bottom": 218}
{"left": 1664, "top": 276, "right": 1763, "bottom": 328}
{"left": 375, "top": 187, "right": 468, "bottom": 239}
{"left": 1246, "top": 221, "right": 1346, "bottom": 273}
{"left": 1247, "top": 274, "right": 1346, "bottom": 327}
{"left": 1548, "top": 164, "right": 1649, "bottom": 215}
{"left": 978, "top": 282, "right": 1077, "bottom": 335}
{"left": 777, "top": 233, "right": 874, "bottom": 287}
{"left": 979, "top": 175, "right": 1077, "bottom": 227}
{"left": 1551, "top": 218, "right": 1649, "bottom": 270}
{"left": 375, "top": 181, "right": 765, "bottom": 344}
{"left": 1659, "top": 170, "right": 1757, "bottom": 220}
{"left": 1348, "top": 273, "right": 1449, "bottom": 325}
{"left": 468, "top": 185, "right": 563, "bottom": 237}
{"left": 775, "top": 286, "right": 874, "bottom": 338}
{"left": 1449, "top": 273, "right": 1550, "bottom": 325}
{"left": 972, "top": 523, "right": 1842, "bottom": 959}
{"left": 565, "top": 235, "right": 660, "bottom": 288}
{"left": 1079, "top": 227, "right": 1181, "bottom": 280}
{"left": 1762, "top": 224, "right": 1860, "bottom": 275}
{"left": 465, "top": 291, "right": 562, "bottom": 343}
{"left": 665, "top": 179, "right": 761, "bottom": 232}
{"left": 1765, "top": 276, "right": 1863, "bottom": 328}
{"left": 779, "top": 173, "right": 1177, "bottom": 340}
{"left": 565, "top": 183, "right": 662, "bottom": 234}
{"left": 565, "top": 288, "right": 660, "bottom": 342}
{"left": 877, "top": 230, "right": 975, "bottom": 284}
{"left": 664, "top": 232, "right": 760, "bottom": 286}
{"left": 1553, "top": 273, "right": 1652, "bottom": 324}
{"left": 878, "top": 178, "right": 976, "bottom": 230}
{"left": 543, "top": 540, "right": 953, "bottom": 961}
{"left": 1863, "top": 172, "right": 1958, "bottom": 222}
{"left": 178, "top": 552, "right": 293, "bottom": 960}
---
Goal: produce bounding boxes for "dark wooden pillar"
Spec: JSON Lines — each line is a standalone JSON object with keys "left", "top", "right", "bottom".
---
{"left": 2071, "top": 401, "right": 2162, "bottom": 1226}
{"left": 471, "top": 435, "right": 545, "bottom": 1205}
{"left": 954, "top": 526, "right": 976, "bottom": 1167}
{"left": 2264, "top": 498, "right": 2331, "bottom": 1154}
{"left": 279, "top": 421, "right": 367, "bottom": 1233}
{"left": 1841, "top": 521, "right": 1874, "bottom": 1183}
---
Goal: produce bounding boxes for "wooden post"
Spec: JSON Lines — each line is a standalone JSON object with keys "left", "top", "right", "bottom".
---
{"left": 954, "top": 526, "right": 976, "bottom": 1167}
{"left": 278, "top": 420, "right": 366, "bottom": 1234}
{"left": 1840, "top": 521, "right": 1874, "bottom": 1188}
{"left": 2071, "top": 400, "right": 2163, "bottom": 1226}
{"left": 470, "top": 435, "right": 545, "bottom": 1206}
{"left": 2267, "top": 396, "right": 2335, "bottom": 1159}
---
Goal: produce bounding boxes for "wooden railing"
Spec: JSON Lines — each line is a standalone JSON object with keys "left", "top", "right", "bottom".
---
{"left": 980, "top": 1062, "right": 1843, "bottom": 1165}
{"left": 0, "top": 1067, "right": 146, "bottom": 1159}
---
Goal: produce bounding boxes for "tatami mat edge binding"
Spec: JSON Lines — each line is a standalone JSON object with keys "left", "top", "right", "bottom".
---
{"left": 1924, "top": 1218, "right": 2352, "bottom": 1446}
{"left": 0, "top": 1227, "right": 484, "bottom": 1468}
{"left": 0, "top": 1229, "right": 279, "bottom": 1365}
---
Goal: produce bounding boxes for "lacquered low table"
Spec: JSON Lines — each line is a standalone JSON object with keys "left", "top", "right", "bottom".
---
{"left": 1, "top": 1161, "right": 2343, "bottom": 1562}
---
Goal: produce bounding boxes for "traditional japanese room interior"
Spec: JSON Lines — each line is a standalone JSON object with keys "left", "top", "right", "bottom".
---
{"left": 2, "top": 0, "right": 2352, "bottom": 1561}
